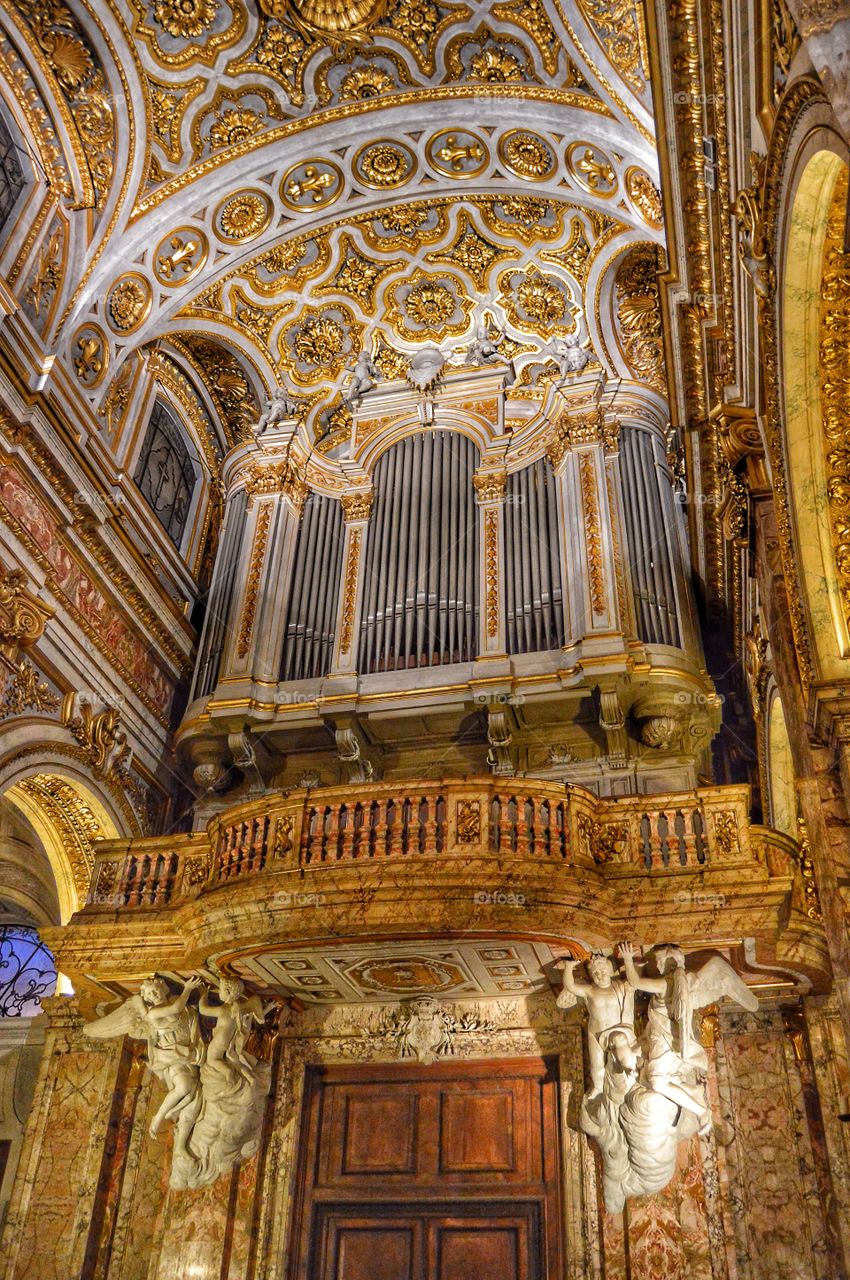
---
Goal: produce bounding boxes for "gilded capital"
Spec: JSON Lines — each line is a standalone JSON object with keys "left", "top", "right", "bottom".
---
{"left": 341, "top": 490, "right": 374, "bottom": 522}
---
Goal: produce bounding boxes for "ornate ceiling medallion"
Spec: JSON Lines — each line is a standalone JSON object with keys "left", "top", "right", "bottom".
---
{"left": 215, "top": 190, "right": 273, "bottom": 243}
{"left": 280, "top": 158, "right": 344, "bottom": 210}
{"left": 386, "top": 270, "right": 473, "bottom": 340}
{"left": 152, "top": 0, "right": 216, "bottom": 39}
{"left": 282, "top": 305, "right": 361, "bottom": 384}
{"left": 72, "top": 324, "right": 109, "bottom": 389}
{"left": 353, "top": 140, "right": 417, "bottom": 189}
{"left": 566, "top": 142, "right": 617, "bottom": 195}
{"left": 625, "top": 166, "right": 662, "bottom": 228}
{"left": 105, "top": 274, "right": 152, "bottom": 334}
{"left": 258, "top": 0, "right": 389, "bottom": 40}
{"left": 498, "top": 129, "right": 556, "bottom": 180}
{"left": 426, "top": 128, "right": 489, "bottom": 177}
{"left": 317, "top": 234, "right": 403, "bottom": 309}
{"left": 498, "top": 263, "right": 576, "bottom": 336}
{"left": 153, "top": 227, "right": 209, "bottom": 285}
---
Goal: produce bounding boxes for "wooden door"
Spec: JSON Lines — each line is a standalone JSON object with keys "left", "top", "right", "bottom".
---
{"left": 288, "top": 1057, "right": 562, "bottom": 1280}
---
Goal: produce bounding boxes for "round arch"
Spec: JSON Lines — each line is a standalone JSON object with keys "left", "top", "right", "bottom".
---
{"left": 780, "top": 141, "right": 850, "bottom": 679}
{"left": 0, "top": 741, "right": 130, "bottom": 923}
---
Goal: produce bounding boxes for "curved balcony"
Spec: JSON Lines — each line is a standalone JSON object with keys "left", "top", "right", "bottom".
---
{"left": 51, "top": 779, "right": 828, "bottom": 991}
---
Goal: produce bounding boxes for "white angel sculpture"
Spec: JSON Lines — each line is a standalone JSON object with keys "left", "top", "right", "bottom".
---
{"left": 256, "top": 378, "right": 300, "bottom": 432}
{"left": 538, "top": 333, "right": 590, "bottom": 376}
{"left": 84, "top": 973, "right": 273, "bottom": 1190}
{"left": 343, "top": 347, "right": 380, "bottom": 407}
{"left": 568, "top": 942, "right": 758, "bottom": 1212}
{"left": 465, "top": 311, "right": 506, "bottom": 366}
{"left": 85, "top": 975, "right": 203, "bottom": 1146}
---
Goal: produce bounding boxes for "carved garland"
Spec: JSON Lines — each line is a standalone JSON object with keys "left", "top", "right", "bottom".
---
{"left": 339, "top": 528, "right": 362, "bottom": 655}
{"left": 237, "top": 505, "right": 271, "bottom": 659}
{"left": 484, "top": 509, "right": 500, "bottom": 638}
{"left": 579, "top": 452, "right": 605, "bottom": 615}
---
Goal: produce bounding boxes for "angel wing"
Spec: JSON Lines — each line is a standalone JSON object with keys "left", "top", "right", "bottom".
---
{"left": 84, "top": 993, "right": 150, "bottom": 1043}
{"left": 688, "top": 955, "right": 759, "bottom": 1014}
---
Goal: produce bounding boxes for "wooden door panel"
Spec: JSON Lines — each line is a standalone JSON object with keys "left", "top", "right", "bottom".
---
{"left": 341, "top": 1092, "right": 419, "bottom": 1175}
{"left": 431, "top": 1220, "right": 527, "bottom": 1280}
{"left": 438, "top": 1087, "right": 517, "bottom": 1173}
{"left": 320, "top": 1215, "right": 420, "bottom": 1280}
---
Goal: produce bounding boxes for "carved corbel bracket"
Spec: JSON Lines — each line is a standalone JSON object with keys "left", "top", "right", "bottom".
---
{"left": 0, "top": 566, "right": 54, "bottom": 662}
{"left": 62, "top": 692, "right": 131, "bottom": 777}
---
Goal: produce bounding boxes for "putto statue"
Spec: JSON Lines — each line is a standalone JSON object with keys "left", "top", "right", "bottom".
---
{"left": 85, "top": 973, "right": 274, "bottom": 1190}
{"left": 465, "top": 311, "right": 506, "bottom": 366}
{"left": 343, "top": 346, "right": 381, "bottom": 407}
{"left": 557, "top": 942, "right": 758, "bottom": 1212}
{"left": 538, "top": 332, "right": 590, "bottom": 376}
{"left": 256, "top": 379, "right": 301, "bottom": 432}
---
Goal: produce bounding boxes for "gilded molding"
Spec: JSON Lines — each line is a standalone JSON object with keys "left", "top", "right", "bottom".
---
{"left": 341, "top": 491, "right": 374, "bottom": 522}
{"left": 339, "top": 527, "right": 362, "bottom": 655}
{"left": 579, "top": 451, "right": 605, "bottom": 615}
{"left": 236, "top": 505, "right": 272, "bottom": 660}
{"left": 484, "top": 508, "right": 500, "bottom": 638}
{"left": 62, "top": 693, "right": 131, "bottom": 777}
{"left": 819, "top": 174, "right": 850, "bottom": 629}
{"left": 0, "top": 566, "right": 54, "bottom": 659}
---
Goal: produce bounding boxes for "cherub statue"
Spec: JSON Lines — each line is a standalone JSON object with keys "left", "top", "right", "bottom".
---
{"left": 556, "top": 950, "right": 636, "bottom": 1095}
{"left": 538, "top": 333, "right": 590, "bottom": 376}
{"left": 256, "top": 379, "right": 300, "bottom": 432}
{"left": 465, "top": 311, "right": 505, "bottom": 366}
{"left": 343, "top": 346, "right": 380, "bottom": 407}
{"left": 199, "top": 976, "right": 275, "bottom": 1085}
{"left": 84, "top": 974, "right": 204, "bottom": 1141}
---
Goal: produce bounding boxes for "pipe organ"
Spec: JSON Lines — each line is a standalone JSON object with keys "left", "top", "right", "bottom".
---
{"left": 178, "top": 368, "right": 719, "bottom": 802}
{"left": 359, "top": 431, "right": 480, "bottom": 673}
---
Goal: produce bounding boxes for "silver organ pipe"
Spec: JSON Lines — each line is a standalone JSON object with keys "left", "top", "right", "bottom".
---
{"left": 619, "top": 427, "right": 681, "bottom": 647}
{"left": 504, "top": 458, "right": 566, "bottom": 653}
{"left": 359, "top": 431, "right": 480, "bottom": 672}
{"left": 280, "top": 492, "right": 345, "bottom": 681}
{"left": 192, "top": 488, "right": 248, "bottom": 700}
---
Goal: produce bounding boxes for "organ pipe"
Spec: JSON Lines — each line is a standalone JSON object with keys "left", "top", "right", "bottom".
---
{"left": 359, "top": 431, "right": 480, "bottom": 672}
{"left": 280, "top": 492, "right": 345, "bottom": 681}
{"left": 619, "top": 428, "right": 681, "bottom": 647}
{"left": 504, "top": 458, "right": 566, "bottom": 654}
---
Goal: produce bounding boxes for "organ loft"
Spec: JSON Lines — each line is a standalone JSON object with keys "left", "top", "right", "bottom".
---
{"left": 0, "top": 0, "right": 849, "bottom": 1276}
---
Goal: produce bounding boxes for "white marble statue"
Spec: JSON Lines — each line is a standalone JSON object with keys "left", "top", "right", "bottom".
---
{"left": 84, "top": 973, "right": 274, "bottom": 1190}
{"left": 564, "top": 943, "right": 758, "bottom": 1212}
{"left": 465, "top": 311, "right": 505, "bottom": 366}
{"left": 343, "top": 347, "right": 380, "bottom": 407}
{"left": 538, "top": 333, "right": 590, "bottom": 376}
{"left": 256, "top": 380, "right": 300, "bottom": 431}
{"left": 556, "top": 952, "right": 636, "bottom": 1095}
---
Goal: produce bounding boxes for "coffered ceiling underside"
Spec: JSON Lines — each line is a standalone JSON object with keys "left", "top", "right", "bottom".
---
{"left": 0, "top": 0, "right": 663, "bottom": 458}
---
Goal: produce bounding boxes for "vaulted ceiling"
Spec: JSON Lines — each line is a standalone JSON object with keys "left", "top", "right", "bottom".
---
{"left": 2, "top": 0, "right": 665, "bottom": 454}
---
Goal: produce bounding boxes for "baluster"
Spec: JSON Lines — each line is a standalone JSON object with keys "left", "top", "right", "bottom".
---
{"left": 338, "top": 805, "right": 353, "bottom": 860}
{"left": 301, "top": 808, "right": 317, "bottom": 865}
{"left": 352, "top": 803, "right": 364, "bottom": 858}
{"left": 421, "top": 797, "right": 437, "bottom": 856}
{"left": 368, "top": 800, "right": 381, "bottom": 857}
{"left": 125, "top": 857, "right": 140, "bottom": 907}
{"left": 514, "top": 797, "right": 530, "bottom": 857}
{"left": 507, "top": 797, "right": 518, "bottom": 853}
{"left": 540, "top": 801, "right": 551, "bottom": 856}
{"left": 657, "top": 811, "right": 670, "bottom": 867}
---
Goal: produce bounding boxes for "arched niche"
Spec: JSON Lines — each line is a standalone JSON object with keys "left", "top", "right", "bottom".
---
{"left": 780, "top": 142, "right": 849, "bottom": 680}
